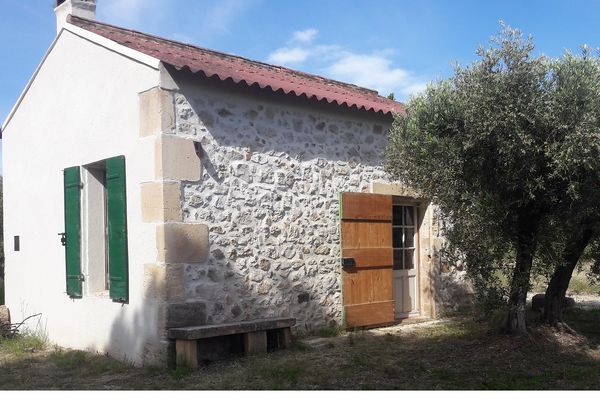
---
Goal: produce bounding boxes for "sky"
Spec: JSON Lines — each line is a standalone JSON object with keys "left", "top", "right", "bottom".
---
{"left": 1, "top": 0, "right": 600, "bottom": 173}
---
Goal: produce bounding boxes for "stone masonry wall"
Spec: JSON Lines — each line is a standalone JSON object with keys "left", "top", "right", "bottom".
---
{"left": 169, "top": 78, "right": 392, "bottom": 332}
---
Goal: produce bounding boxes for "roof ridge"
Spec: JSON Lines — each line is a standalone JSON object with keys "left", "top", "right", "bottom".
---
{"left": 68, "top": 15, "right": 383, "bottom": 97}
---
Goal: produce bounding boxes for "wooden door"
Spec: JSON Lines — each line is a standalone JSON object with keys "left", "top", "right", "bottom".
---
{"left": 340, "top": 192, "right": 395, "bottom": 328}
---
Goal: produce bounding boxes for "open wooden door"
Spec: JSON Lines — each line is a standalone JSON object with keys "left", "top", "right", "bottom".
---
{"left": 340, "top": 192, "right": 395, "bottom": 328}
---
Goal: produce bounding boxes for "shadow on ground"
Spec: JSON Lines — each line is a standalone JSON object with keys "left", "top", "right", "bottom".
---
{"left": 1, "top": 308, "right": 599, "bottom": 390}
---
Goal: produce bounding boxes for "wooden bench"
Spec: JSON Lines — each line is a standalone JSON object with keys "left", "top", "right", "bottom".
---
{"left": 168, "top": 317, "right": 295, "bottom": 368}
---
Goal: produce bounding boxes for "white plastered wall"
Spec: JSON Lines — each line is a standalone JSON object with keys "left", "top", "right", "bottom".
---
{"left": 2, "top": 29, "right": 163, "bottom": 364}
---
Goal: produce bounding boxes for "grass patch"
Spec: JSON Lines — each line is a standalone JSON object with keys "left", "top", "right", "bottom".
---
{"left": 170, "top": 366, "right": 194, "bottom": 380}
{"left": 1, "top": 309, "right": 600, "bottom": 389}
{"left": 0, "top": 333, "right": 47, "bottom": 356}
{"left": 568, "top": 272, "right": 600, "bottom": 295}
{"left": 290, "top": 338, "right": 310, "bottom": 352}
{"left": 315, "top": 325, "right": 344, "bottom": 338}
{"left": 47, "top": 349, "right": 87, "bottom": 369}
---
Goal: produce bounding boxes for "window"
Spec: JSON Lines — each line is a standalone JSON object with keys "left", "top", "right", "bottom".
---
{"left": 392, "top": 205, "right": 417, "bottom": 270}
{"left": 63, "top": 156, "right": 129, "bottom": 303}
{"left": 82, "top": 160, "right": 108, "bottom": 293}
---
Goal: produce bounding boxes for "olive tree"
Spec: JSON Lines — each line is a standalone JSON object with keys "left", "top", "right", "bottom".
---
{"left": 540, "top": 49, "right": 600, "bottom": 325}
{"left": 386, "top": 24, "right": 600, "bottom": 334}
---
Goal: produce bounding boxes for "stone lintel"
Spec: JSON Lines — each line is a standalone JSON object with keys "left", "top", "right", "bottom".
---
{"left": 156, "top": 223, "right": 209, "bottom": 263}
{"left": 371, "top": 181, "right": 425, "bottom": 199}
{"left": 139, "top": 87, "right": 175, "bottom": 137}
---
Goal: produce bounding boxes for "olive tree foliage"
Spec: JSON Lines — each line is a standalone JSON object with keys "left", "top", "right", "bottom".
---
{"left": 539, "top": 49, "right": 600, "bottom": 325}
{"left": 386, "top": 24, "right": 600, "bottom": 334}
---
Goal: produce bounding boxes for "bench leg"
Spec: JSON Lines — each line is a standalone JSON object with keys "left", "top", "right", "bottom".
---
{"left": 243, "top": 331, "right": 267, "bottom": 355}
{"left": 175, "top": 340, "right": 198, "bottom": 369}
{"left": 280, "top": 327, "right": 292, "bottom": 349}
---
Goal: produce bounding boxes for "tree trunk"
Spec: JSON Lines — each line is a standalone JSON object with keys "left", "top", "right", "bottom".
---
{"left": 544, "top": 223, "right": 595, "bottom": 325}
{"left": 506, "top": 210, "right": 541, "bottom": 335}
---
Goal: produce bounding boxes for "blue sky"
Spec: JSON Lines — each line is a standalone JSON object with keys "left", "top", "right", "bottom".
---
{"left": 1, "top": 0, "right": 600, "bottom": 172}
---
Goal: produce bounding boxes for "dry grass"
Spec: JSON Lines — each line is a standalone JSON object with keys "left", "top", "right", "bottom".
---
{"left": 531, "top": 266, "right": 600, "bottom": 296}
{"left": 1, "top": 308, "right": 600, "bottom": 390}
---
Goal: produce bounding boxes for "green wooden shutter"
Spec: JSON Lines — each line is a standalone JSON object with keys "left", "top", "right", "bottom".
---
{"left": 106, "top": 156, "right": 129, "bottom": 303}
{"left": 64, "top": 166, "right": 82, "bottom": 298}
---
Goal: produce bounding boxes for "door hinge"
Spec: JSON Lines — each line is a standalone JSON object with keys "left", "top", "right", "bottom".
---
{"left": 58, "top": 233, "right": 66, "bottom": 246}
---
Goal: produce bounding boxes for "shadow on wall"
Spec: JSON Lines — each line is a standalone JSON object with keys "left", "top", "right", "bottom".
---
{"left": 166, "top": 71, "right": 393, "bottom": 334}
{"left": 174, "top": 71, "right": 391, "bottom": 165}
{"left": 104, "top": 259, "right": 335, "bottom": 366}
{"left": 105, "top": 271, "right": 166, "bottom": 366}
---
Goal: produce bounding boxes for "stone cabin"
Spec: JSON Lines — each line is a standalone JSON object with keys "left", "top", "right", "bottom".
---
{"left": 1, "top": 1, "right": 465, "bottom": 365}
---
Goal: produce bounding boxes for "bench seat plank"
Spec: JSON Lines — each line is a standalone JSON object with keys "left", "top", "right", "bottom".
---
{"left": 168, "top": 317, "right": 296, "bottom": 340}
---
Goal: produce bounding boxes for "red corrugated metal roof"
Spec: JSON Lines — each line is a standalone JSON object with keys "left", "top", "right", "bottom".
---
{"left": 68, "top": 15, "right": 404, "bottom": 116}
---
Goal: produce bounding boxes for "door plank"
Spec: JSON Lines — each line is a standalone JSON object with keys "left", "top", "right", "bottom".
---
{"left": 341, "top": 193, "right": 392, "bottom": 221}
{"left": 345, "top": 301, "right": 395, "bottom": 328}
{"left": 343, "top": 268, "right": 393, "bottom": 306}
{"left": 342, "top": 248, "right": 393, "bottom": 268}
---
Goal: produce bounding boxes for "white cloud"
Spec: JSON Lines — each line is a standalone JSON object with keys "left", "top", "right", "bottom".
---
{"left": 327, "top": 53, "right": 425, "bottom": 98}
{"left": 267, "top": 47, "right": 310, "bottom": 65}
{"left": 267, "top": 28, "right": 319, "bottom": 65}
{"left": 292, "top": 28, "right": 318, "bottom": 44}
{"left": 100, "top": 0, "right": 162, "bottom": 25}
{"left": 266, "top": 29, "right": 428, "bottom": 99}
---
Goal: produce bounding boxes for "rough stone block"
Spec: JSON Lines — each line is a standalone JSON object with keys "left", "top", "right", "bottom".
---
{"left": 143, "top": 264, "right": 185, "bottom": 302}
{"left": 156, "top": 223, "right": 209, "bottom": 263}
{"left": 531, "top": 293, "right": 576, "bottom": 313}
{"left": 165, "top": 265, "right": 186, "bottom": 302}
{"left": 141, "top": 181, "right": 182, "bottom": 222}
{"left": 155, "top": 135, "right": 202, "bottom": 181}
{"left": 167, "top": 302, "right": 207, "bottom": 328}
{"left": 139, "top": 87, "right": 175, "bottom": 136}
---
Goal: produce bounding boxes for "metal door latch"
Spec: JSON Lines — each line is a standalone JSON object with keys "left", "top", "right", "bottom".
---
{"left": 342, "top": 258, "right": 356, "bottom": 268}
{"left": 58, "top": 233, "right": 66, "bottom": 246}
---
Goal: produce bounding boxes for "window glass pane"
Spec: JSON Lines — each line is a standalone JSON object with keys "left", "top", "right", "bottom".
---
{"left": 393, "top": 249, "right": 403, "bottom": 269}
{"left": 393, "top": 227, "right": 403, "bottom": 248}
{"left": 404, "top": 249, "right": 414, "bottom": 270}
{"left": 393, "top": 205, "right": 403, "bottom": 226}
{"left": 404, "top": 207, "right": 414, "bottom": 226}
{"left": 403, "top": 228, "right": 415, "bottom": 248}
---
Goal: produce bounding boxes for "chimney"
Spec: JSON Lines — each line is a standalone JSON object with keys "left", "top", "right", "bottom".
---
{"left": 55, "top": 0, "right": 96, "bottom": 34}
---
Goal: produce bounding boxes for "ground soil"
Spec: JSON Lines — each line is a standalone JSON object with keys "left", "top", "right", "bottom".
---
{"left": 2, "top": 299, "right": 600, "bottom": 390}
